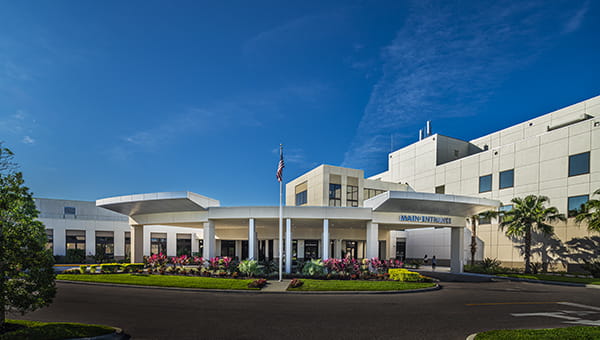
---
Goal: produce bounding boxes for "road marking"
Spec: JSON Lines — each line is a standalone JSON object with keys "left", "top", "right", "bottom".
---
{"left": 511, "top": 312, "right": 581, "bottom": 320}
{"left": 558, "top": 302, "right": 600, "bottom": 312}
{"left": 466, "top": 302, "right": 561, "bottom": 306}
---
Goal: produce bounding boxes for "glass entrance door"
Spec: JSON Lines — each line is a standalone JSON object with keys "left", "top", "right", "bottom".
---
{"left": 344, "top": 240, "right": 357, "bottom": 259}
{"left": 396, "top": 238, "right": 406, "bottom": 261}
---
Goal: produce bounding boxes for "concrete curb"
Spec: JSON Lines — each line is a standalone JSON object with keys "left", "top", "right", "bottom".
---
{"left": 490, "top": 275, "right": 595, "bottom": 287}
{"left": 57, "top": 280, "right": 440, "bottom": 295}
{"left": 70, "top": 327, "right": 127, "bottom": 340}
{"left": 465, "top": 333, "right": 477, "bottom": 340}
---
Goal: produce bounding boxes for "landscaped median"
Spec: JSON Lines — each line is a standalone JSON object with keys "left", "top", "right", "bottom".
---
{"left": 286, "top": 279, "right": 436, "bottom": 291}
{"left": 57, "top": 274, "right": 261, "bottom": 290}
{"left": 0, "top": 319, "right": 116, "bottom": 340}
{"left": 473, "top": 325, "right": 600, "bottom": 339}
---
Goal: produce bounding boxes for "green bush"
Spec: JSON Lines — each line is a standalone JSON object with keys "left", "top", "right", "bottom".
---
{"left": 388, "top": 268, "right": 423, "bottom": 282}
{"left": 89, "top": 265, "right": 98, "bottom": 273}
{"left": 79, "top": 265, "right": 88, "bottom": 274}
{"left": 301, "top": 259, "right": 326, "bottom": 277}
{"left": 238, "top": 260, "right": 261, "bottom": 277}
{"left": 123, "top": 264, "right": 144, "bottom": 273}
{"left": 100, "top": 264, "right": 122, "bottom": 273}
{"left": 65, "top": 249, "right": 86, "bottom": 264}
{"left": 582, "top": 260, "right": 600, "bottom": 278}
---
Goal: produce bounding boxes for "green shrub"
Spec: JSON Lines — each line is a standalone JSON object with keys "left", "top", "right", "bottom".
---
{"left": 89, "top": 265, "right": 98, "bottom": 273}
{"left": 62, "top": 268, "right": 81, "bottom": 274}
{"left": 388, "top": 268, "right": 423, "bottom": 282}
{"left": 582, "top": 260, "right": 600, "bottom": 278}
{"left": 123, "top": 264, "right": 144, "bottom": 273}
{"left": 79, "top": 265, "right": 88, "bottom": 274}
{"left": 65, "top": 249, "right": 86, "bottom": 264}
{"left": 238, "top": 260, "right": 261, "bottom": 277}
{"left": 100, "top": 264, "right": 122, "bottom": 273}
{"left": 301, "top": 259, "right": 326, "bottom": 277}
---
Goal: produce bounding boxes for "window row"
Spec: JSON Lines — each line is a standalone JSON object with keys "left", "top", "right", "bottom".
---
{"left": 45, "top": 230, "right": 196, "bottom": 257}
{"left": 327, "top": 184, "right": 385, "bottom": 206}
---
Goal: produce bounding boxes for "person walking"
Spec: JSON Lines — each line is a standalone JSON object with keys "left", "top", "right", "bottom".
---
{"left": 431, "top": 255, "right": 437, "bottom": 271}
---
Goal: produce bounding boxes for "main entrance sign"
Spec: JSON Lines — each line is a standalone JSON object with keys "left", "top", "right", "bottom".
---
{"left": 399, "top": 215, "right": 452, "bottom": 224}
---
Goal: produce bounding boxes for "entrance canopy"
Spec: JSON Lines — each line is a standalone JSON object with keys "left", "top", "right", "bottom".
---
{"left": 97, "top": 191, "right": 220, "bottom": 216}
{"left": 364, "top": 191, "right": 500, "bottom": 216}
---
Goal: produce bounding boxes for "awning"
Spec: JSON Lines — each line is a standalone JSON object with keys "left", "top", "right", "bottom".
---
{"left": 96, "top": 191, "right": 220, "bottom": 216}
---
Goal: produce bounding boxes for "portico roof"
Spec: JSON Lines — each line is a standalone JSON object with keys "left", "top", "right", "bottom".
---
{"left": 96, "top": 191, "right": 220, "bottom": 216}
{"left": 364, "top": 191, "right": 500, "bottom": 216}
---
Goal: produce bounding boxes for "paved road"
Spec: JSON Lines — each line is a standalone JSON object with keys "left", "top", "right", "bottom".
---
{"left": 11, "top": 280, "right": 600, "bottom": 339}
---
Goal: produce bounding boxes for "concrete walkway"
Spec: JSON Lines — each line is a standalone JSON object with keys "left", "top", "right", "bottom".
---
{"left": 262, "top": 279, "right": 290, "bottom": 292}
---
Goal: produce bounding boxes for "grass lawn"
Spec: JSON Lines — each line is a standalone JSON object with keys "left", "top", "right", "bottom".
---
{"left": 57, "top": 274, "right": 259, "bottom": 290}
{"left": 0, "top": 319, "right": 114, "bottom": 340}
{"left": 287, "top": 279, "right": 436, "bottom": 291}
{"left": 475, "top": 326, "right": 600, "bottom": 339}
{"left": 497, "top": 273, "right": 600, "bottom": 285}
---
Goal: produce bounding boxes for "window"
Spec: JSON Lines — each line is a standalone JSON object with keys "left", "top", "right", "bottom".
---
{"left": 364, "top": 188, "right": 385, "bottom": 200}
{"left": 435, "top": 185, "right": 445, "bottom": 194}
{"left": 295, "top": 190, "right": 307, "bottom": 206}
{"left": 378, "top": 240, "right": 386, "bottom": 260}
{"left": 220, "top": 240, "right": 235, "bottom": 258}
{"left": 64, "top": 207, "right": 76, "bottom": 215}
{"left": 344, "top": 240, "right": 357, "bottom": 259}
{"left": 176, "top": 234, "right": 192, "bottom": 256}
{"left": 499, "top": 169, "right": 514, "bottom": 189}
{"left": 479, "top": 174, "right": 492, "bottom": 193}
{"left": 498, "top": 204, "right": 513, "bottom": 222}
{"left": 124, "top": 232, "right": 131, "bottom": 259}
{"left": 150, "top": 233, "right": 167, "bottom": 255}
{"left": 347, "top": 185, "right": 359, "bottom": 207}
{"left": 304, "top": 240, "right": 319, "bottom": 259}
{"left": 95, "top": 231, "right": 114, "bottom": 260}
{"left": 568, "top": 195, "right": 589, "bottom": 217}
{"left": 66, "top": 230, "right": 85, "bottom": 250}
{"left": 329, "top": 183, "right": 341, "bottom": 206}
{"left": 46, "top": 229, "right": 53, "bottom": 252}
{"left": 569, "top": 152, "right": 590, "bottom": 177}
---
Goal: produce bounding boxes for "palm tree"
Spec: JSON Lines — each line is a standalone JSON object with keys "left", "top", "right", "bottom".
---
{"left": 500, "top": 195, "right": 566, "bottom": 273}
{"left": 575, "top": 189, "right": 600, "bottom": 233}
{"left": 467, "top": 210, "right": 498, "bottom": 266}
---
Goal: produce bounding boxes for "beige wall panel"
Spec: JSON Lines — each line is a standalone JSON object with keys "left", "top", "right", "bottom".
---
{"left": 515, "top": 163, "right": 540, "bottom": 185}
{"left": 460, "top": 178, "right": 478, "bottom": 196}
{"left": 540, "top": 127, "right": 568, "bottom": 145}
{"left": 515, "top": 147, "right": 540, "bottom": 167}
{"left": 569, "top": 132, "right": 591, "bottom": 155}
{"left": 539, "top": 158, "right": 568, "bottom": 182}
{"left": 479, "top": 159, "right": 493, "bottom": 175}
{"left": 540, "top": 138, "right": 568, "bottom": 161}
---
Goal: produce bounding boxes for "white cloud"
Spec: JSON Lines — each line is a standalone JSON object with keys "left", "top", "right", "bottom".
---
{"left": 22, "top": 135, "right": 35, "bottom": 144}
{"left": 342, "top": 0, "right": 587, "bottom": 172}
{"left": 563, "top": 2, "right": 588, "bottom": 34}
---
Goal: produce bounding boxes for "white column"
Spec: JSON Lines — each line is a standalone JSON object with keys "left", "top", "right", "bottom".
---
{"left": 167, "top": 231, "right": 177, "bottom": 257}
{"left": 451, "top": 227, "right": 465, "bottom": 273}
{"left": 322, "top": 219, "right": 330, "bottom": 260}
{"left": 131, "top": 225, "right": 144, "bottom": 263}
{"left": 85, "top": 229, "right": 95, "bottom": 259}
{"left": 366, "top": 221, "right": 378, "bottom": 259}
{"left": 235, "top": 240, "right": 242, "bottom": 259}
{"left": 54, "top": 227, "right": 66, "bottom": 257}
{"left": 191, "top": 234, "right": 199, "bottom": 254}
{"left": 248, "top": 218, "right": 256, "bottom": 260}
{"left": 298, "top": 240, "right": 305, "bottom": 260}
{"left": 285, "top": 218, "right": 292, "bottom": 273}
{"left": 334, "top": 239, "right": 342, "bottom": 259}
{"left": 114, "top": 230, "right": 125, "bottom": 259}
{"left": 203, "top": 220, "right": 215, "bottom": 259}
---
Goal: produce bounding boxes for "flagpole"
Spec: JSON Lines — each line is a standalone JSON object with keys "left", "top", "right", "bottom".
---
{"left": 278, "top": 144, "right": 283, "bottom": 282}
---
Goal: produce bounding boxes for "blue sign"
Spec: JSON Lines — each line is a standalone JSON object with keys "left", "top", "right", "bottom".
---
{"left": 400, "top": 215, "right": 452, "bottom": 224}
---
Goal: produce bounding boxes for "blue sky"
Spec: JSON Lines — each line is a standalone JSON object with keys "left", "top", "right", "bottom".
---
{"left": 1, "top": 0, "right": 598, "bottom": 206}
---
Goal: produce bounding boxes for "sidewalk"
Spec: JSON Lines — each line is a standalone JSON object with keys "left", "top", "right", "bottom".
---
{"left": 261, "top": 280, "right": 290, "bottom": 292}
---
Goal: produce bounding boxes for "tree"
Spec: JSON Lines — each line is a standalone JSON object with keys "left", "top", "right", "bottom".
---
{"left": 0, "top": 144, "right": 55, "bottom": 329}
{"left": 500, "top": 195, "right": 565, "bottom": 274}
{"left": 467, "top": 210, "right": 498, "bottom": 266}
{"left": 575, "top": 189, "right": 600, "bottom": 233}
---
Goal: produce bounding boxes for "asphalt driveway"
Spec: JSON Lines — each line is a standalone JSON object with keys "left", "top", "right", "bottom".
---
{"left": 11, "top": 280, "right": 600, "bottom": 339}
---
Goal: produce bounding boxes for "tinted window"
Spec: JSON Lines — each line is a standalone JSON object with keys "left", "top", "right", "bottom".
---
{"left": 568, "top": 195, "right": 588, "bottom": 217}
{"left": 499, "top": 169, "right": 514, "bottom": 189}
{"left": 329, "top": 184, "right": 341, "bottom": 206}
{"left": 295, "top": 190, "right": 307, "bottom": 206}
{"left": 479, "top": 175, "right": 492, "bottom": 193}
{"left": 569, "top": 152, "right": 590, "bottom": 177}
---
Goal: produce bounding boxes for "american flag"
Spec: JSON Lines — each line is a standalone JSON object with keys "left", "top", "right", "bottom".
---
{"left": 276, "top": 150, "right": 284, "bottom": 182}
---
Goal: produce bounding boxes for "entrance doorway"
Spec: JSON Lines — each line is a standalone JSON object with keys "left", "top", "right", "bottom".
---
{"left": 344, "top": 240, "right": 357, "bottom": 259}
{"left": 304, "top": 240, "right": 319, "bottom": 259}
{"left": 396, "top": 238, "right": 406, "bottom": 261}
